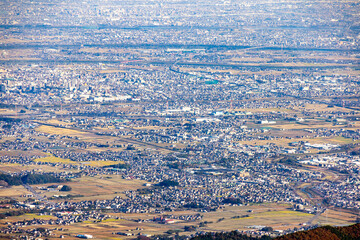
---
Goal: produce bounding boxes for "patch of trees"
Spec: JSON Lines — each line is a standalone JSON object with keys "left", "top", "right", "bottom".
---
{"left": 279, "top": 156, "right": 300, "bottom": 167}
{"left": 1, "top": 124, "right": 12, "bottom": 129}
{"left": 199, "top": 221, "right": 213, "bottom": 227}
{"left": 126, "top": 145, "right": 136, "bottom": 150}
{"left": 137, "top": 188, "right": 154, "bottom": 195}
{"left": 158, "top": 180, "right": 179, "bottom": 187}
{"left": 256, "top": 79, "right": 266, "bottom": 84}
{"left": 0, "top": 117, "right": 21, "bottom": 123}
{"left": 49, "top": 194, "right": 83, "bottom": 200}
{"left": 183, "top": 202, "right": 205, "bottom": 209}
{"left": 163, "top": 156, "right": 178, "bottom": 162}
{"left": 0, "top": 173, "right": 65, "bottom": 186}
{"left": 232, "top": 215, "right": 250, "bottom": 219}
{"left": 350, "top": 149, "right": 360, "bottom": 156}
{"left": 176, "top": 153, "right": 190, "bottom": 159}
{"left": 60, "top": 185, "right": 72, "bottom": 191}
{"left": 138, "top": 180, "right": 180, "bottom": 195}
{"left": 0, "top": 210, "right": 30, "bottom": 220}
{"left": 261, "top": 227, "right": 273, "bottom": 232}
{"left": 103, "top": 163, "right": 130, "bottom": 169}
{"left": 137, "top": 236, "right": 151, "bottom": 240}
{"left": 223, "top": 197, "right": 243, "bottom": 204}
{"left": 183, "top": 123, "right": 195, "bottom": 130}
{"left": 339, "top": 169, "right": 350, "bottom": 174}
{"left": 21, "top": 174, "right": 65, "bottom": 185}
{"left": 0, "top": 198, "right": 16, "bottom": 205}
{"left": 167, "top": 161, "right": 185, "bottom": 169}
{"left": 97, "top": 144, "right": 109, "bottom": 148}
{"left": 323, "top": 197, "right": 331, "bottom": 205}
{"left": 216, "top": 157, "right": 236, "bottom": 167}
{"left": 165, "top": 229, "right": 183, "bottom": 235}
{"left": 0, "top": 174, "right": 23, "bottom": 186}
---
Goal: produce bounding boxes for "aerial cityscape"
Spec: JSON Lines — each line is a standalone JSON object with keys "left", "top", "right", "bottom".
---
{"left": 0, "top": 0, "right": 360, "bottom": 239}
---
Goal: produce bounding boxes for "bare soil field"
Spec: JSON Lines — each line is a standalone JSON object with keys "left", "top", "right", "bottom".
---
{"left": 0, "top": 185, "right": 31, "bottom": 198}
{"left": 34, "top": 153, "right": 122, "bottom": 167}
{"left": 0, "top": 163, "right": 71, "bottom": 173}
{"left": 36, "top": 175, "right": 150, "bottom": 201}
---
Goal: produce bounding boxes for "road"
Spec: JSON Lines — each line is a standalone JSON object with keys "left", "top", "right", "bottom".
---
{"left": 23, "top": 184, "right": 54, "bottom": 205}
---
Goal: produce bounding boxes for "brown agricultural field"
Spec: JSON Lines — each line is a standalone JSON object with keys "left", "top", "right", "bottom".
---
{"left": 37, "top": 175, "right": 150, "bottom": 201}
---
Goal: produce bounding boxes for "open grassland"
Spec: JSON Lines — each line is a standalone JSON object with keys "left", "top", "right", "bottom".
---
{"left": 0, "top": 163, "right": 72, "bottom": 173}
{"left": 229, "top": 57, "right": 271, "bottom": 62}
{"left": 296, "top": 166, "right": 339, "bottom": 182}
{"left": 0, "top": 108, "right": 19, "bottom": 116}
{"left": 178, "top": 66, "right": 286, "bottom": 76}
{"left": 0, "top": 49, "right": 41, "bottom": 60}
{"left": 1, "top": 213, "right": 57, "bottom": 222}
{"left": 24, "top": 213, "right": 56, "bottom": 220}
{"left": 0, "top": 174, "right": 142, "bottom": 201}
{"left": 0, "top": 185, "right": 30, "bottom": 198}
{"left": 36, "top": 125, "right": 91, "bottom": 138}
{"left": 349, "top": 120, "right": 360, "bottom": 128}
{"left": 35, "top": 124, "right": 173, "bottom": 153}
{"left": 317, "top": 209, "right": 359, "bottom": 226}
{"left": 40, "top": 175, "right": 150, "bottom": 201}
{"left": 0, "top": 148, "right": 46, "bottom": 157}
{"left": 294, "top": 103, "right": 354, "bottom": 113}
{"left": 255, "top": 210, "right": 312, "bottom": 217}
{"left": 178, "top": 59, "right": 351, "bottom": 75}
{"left": 200, "top": 204, "right": 314, "bottom": 232}
{"left": 0, "top": 209, "right": 12, "bottom": 214}
{"left": 325, "top": 67, "right": 360, "bottom": 75}
{"left": 46, "top": 119, "right": 73, "bottom": 126}
{"left": 268, "top": 123, "right": 351, "bottom": 131}
{"left": 0, "top": 35, "right": 62, "bottom": 44}
{"left": 310, "top": 136, "right": 360, "bottom": 145}
{"left": 85, "top": 146, "right": 126, "bottom": 152}
{"left": 132, "top": 126, "right": 170, "bottom": 130}
{"left": 237, "top": 136, "right": 358, "bottom": 147}
{"left": 34, "top": 153, "right": 73, "bottom": 165}
{"left": 34, "top": 153, "right": 123, "bottom": 167}
{"left": 0, "top": 136, "right": 17, "bottom": 144}
{"left": 232, "top": 107, "right": 294, "bottom": 113}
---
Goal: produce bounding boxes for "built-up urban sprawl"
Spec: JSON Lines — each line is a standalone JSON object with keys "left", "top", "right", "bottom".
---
{"left": 0, "top": 0, "right": 360, "bottom": 239}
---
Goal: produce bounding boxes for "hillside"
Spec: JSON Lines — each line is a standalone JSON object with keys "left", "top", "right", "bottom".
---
{"left": 190, "top": 224, "right": 360, "bottom": 240}
{"left": 275, "top": 223, "right": 360, "bottom": 240}
{"left": 191, "top": 231, "right": 271, "bottom": 240}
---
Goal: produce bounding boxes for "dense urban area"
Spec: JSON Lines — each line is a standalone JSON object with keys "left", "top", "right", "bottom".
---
{"left": 0, "top": 0, "right": 360, "bottom": 239}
